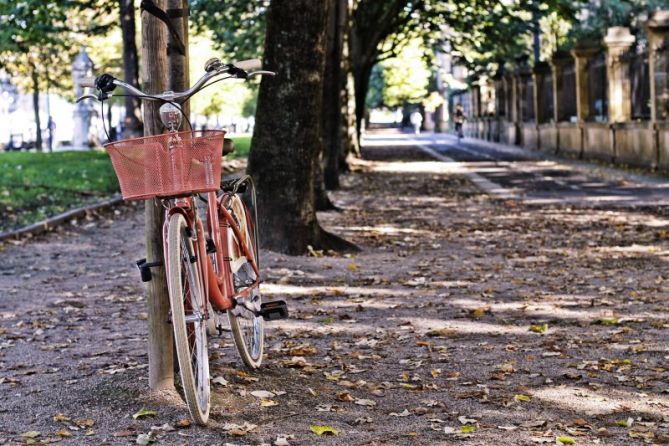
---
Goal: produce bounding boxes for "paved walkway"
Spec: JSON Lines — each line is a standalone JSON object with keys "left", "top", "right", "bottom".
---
{"left": 1, "top": 132, "right": 668, "bottom": 445}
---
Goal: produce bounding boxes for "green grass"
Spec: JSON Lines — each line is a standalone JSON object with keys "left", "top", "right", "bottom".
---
{"left": 229, "top": 135, "right": 251, "bottom": 158}
{"left": 0, "top": 136, "right": 252, "bottom": 233}
{"left": 0, "top": 150, "right": 120, "bottom": 233}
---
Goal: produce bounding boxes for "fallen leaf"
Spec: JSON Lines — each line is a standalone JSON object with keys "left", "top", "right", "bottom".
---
{"left": 390, "top": 409, "right": 411, "bottom": 417}
{"left": 212, "top": 376, "right": 228, "bottom": 386}
{"left": 251, "top": 390, "right": 275, "bottom": 399}
{"left": 514, "top": 394, "right": 532, "bottom": 402}
{"left": 21, "top": 431, "right": 41, "bottom": 439}
{"left": 460, "top": 425, "right": 476, "bottom": 434}
{"left": 175, "top": 419, "right": 192, "bottom": 428}
{"left": 310, "top": 425, "right": 339, "bottom": 436}
{"left": 354, "top": 398, "right": 377, "bottom": 406}
{"left": 135, "top": 433, "right": 154, "bottom": 445}
{"left": 56, "top": 429, "right": 71, "bottom": 437}
{"left": 53, "top": 413, "right": 70, "bottom": 422}
{"left": 458, "top": 416, "right": 477, "bottom": 424}
{"left": 260, "top": 399, "right": 278, "bottom": 407}
{"left": 275, "top": 434, "right": 294, "bottom": 446}
{"left": 529, "top": 324, "right": 548, "bottom": 334}
{"left": 132, "top": 408, "right": 157, "bottom": 420}
{"left": 557, "top": 435, "right": 576, "bottom": 444}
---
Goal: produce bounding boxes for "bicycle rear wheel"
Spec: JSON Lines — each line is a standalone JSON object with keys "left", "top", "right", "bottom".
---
{"left": 226, "top": 194, "right": 264, "bottom": 369}
{"left": 167, "top": 213, "right": 210, "bottom": 424}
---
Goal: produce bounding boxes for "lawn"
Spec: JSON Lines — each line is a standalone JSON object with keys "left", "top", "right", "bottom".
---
{"left": 0, "top": 135, "right": 252, "bottom": 233}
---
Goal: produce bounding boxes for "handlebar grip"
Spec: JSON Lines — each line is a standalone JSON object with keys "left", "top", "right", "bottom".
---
{"left": 79, "top": 76, "right": 97, "bottom": 88}
{"left": 234, "top": 59, "right": 262, "bottom": 72}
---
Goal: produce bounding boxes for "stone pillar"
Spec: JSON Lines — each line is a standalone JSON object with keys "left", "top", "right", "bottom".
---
{"left": 646, "top": 11, "right": 669, "bottom": 122}
{"left": 532, "top": 62, "right": 551, "bottom": 124}
{"left": 551, "top": 51, "right": 572, "bottom": 122}
{"left": 570, "top": 43, "right": 599, "bottom": 122}
{"left": 72, "top": 46, "right": 94, "bottom": 150}
{"left": 603, "top": 27, "right": 636, "bottom": 123}
{"left": 471, "top": 84, "right": 481, "bottom": 118}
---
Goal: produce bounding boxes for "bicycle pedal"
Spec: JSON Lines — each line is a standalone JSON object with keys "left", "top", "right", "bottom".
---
{"left": 258, "top": 300, "right": 289, "bottom": 321}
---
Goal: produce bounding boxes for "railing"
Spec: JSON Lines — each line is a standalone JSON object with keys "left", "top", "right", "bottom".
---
{"left": 628, "top": 45, "right": 651, "bottom": 120}
{"left": 587, "top": 52, "right": 608, "bottom": 121}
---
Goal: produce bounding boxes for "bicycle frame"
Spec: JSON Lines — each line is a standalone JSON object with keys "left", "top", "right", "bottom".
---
{"left": 162, "top": 187, "right": 261, "bottom": 317}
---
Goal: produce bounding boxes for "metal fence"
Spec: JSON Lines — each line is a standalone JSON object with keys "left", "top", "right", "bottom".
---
{"left": 628, "top": 46, "right": 651, "bottom": 120}
{"left": 539, "top": 71, "right": 554, "bottom": 123}
{"left": 561, "top": 62, "right": 577, "bottom": 121}
{"left": 587, "top": 52, "right": 608, "bottom": 121}
{"left": 520, "top": 76, "right": 535, "bottom": 122}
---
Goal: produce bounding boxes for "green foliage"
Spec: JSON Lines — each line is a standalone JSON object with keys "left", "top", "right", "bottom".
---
{"left": 367, "top": 38, "right": 431, "bottom": 109}
{"left": 188, "top": 35, "right": 257, "bottom": 119}
{"left": 189, "top": 0, "right": 269, "bottom": 61}
{"left": 0, "top": 1, "right": 114, "bottom": 95}
{"left": 569, "top": 0, "right": 667, "bottom": 43}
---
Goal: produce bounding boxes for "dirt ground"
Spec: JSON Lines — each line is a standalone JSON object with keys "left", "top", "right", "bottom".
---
{"left": 1, "top": 138, "right": 669, "bottom": 445}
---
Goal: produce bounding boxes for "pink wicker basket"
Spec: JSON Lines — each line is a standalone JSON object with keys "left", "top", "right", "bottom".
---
{"left": 104, "top": 130, "right": 226, "bottom": 200}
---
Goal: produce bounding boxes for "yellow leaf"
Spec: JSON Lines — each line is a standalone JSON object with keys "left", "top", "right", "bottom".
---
{"left": 56, "top": 429, "right": 71, "bottom": 437}
{"left": 529, "top": 324, "right": 548, "bottom": 334}
{"left": 260, "top": 399, "right": 278, "bottom": 407}
{"left": 460, "top": 425, "right": 476, "bottom": 434}
{"left": 132, "top": 408, "right": 157, "bottom": 419}
{"left": 470, "top": 307, "right": 489, "bottom": 318}
{"left": 53, "top": 413, "right": 70, "bottom": 422}
{"left": 594, "top": 317, "right": 619, "bottom": 326}
{"left": 557, "top": 435, "right": 576, "bottom": 444}
{"left": 347, "top": 263, "right": 359, "bottom": 272}
{"left": 310, "top": 425, "right": 339, "bottom": 436}
{"left": 514, "top": 394, "right": 531, "bottom": 402}
{"left": 21, "top": 431, "right": 41, "bottom": 439}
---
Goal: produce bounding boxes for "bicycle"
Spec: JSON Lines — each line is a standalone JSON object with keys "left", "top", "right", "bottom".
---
{"left": 77, "top": 58, "right": 289, "bottom": 425}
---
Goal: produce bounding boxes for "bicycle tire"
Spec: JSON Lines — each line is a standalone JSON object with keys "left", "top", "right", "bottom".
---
{"left": 226, "top": 195, "right": 264, "bottom": 369}
{"left": 167, "top": 213, "right": 210, "bottom": 424}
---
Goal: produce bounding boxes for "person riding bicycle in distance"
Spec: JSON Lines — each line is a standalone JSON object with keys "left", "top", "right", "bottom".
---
{"left": 454, "top": 103, "right": 465, "bottom": 139}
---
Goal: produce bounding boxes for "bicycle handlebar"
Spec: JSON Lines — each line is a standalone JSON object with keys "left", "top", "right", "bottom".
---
{"left": 76, "top": 58, "right": 274, "bottom": 103}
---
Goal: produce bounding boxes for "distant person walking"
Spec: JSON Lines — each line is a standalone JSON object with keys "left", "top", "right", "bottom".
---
{"left": 410, "top": 110, "right": 423, "bottom": 134}
{"left": 454, "top": 104, "right": 465, "bottom": 141}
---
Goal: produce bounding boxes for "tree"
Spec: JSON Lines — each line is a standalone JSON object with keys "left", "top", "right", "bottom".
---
{"left": 0, "top": 1, "right": 114, "bottom": 150}
{"left": 119, "top": 0, "right": 142, "bottom": 137}
{"left": 247, "top": 0, "right": 356, "bottom": 254}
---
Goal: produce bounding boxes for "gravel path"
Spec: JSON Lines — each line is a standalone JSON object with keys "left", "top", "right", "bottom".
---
{"left": 1, "top": 139, "right": 668, "bottom": 445}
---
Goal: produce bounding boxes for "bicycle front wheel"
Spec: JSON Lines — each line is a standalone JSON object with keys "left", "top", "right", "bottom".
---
{"left": 167, "top": 213, "right": 210, "bottom": 424}
{"left": 226, "top": 194, "right": 264, "bottom": 369}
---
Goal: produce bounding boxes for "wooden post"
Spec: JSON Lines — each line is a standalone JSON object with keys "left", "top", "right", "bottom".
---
{"left": 141, "top": 0, "right": 174, "bottom": 391}
{"left": 167, "top": 0, "right": 190, "bottom": 127}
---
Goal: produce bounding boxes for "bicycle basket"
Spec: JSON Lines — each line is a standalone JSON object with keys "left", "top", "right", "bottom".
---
{"left": 104, "top": 130, "right": 226, "bottom": 200}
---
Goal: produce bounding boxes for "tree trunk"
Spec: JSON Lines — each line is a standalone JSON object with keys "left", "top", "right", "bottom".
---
{"left": 352, "top": 60, "right": 373, "bottom": 143}
{"left": 248, "top": 0, "right": 357, "bottom": 255}
{"left": 120, "top": 0, "right": 143, "bottom": 137}
{"left": 31, "top": 68, "right": 43, "bottom": 151}
{"left": 141, "top": 0, "right": 174, "bottom": 391}
{"left": 323, "top": 0, "right": 347, "bottom": 190}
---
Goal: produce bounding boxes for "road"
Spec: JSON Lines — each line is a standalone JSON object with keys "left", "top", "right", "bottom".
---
{"left": 364, "top": 131, "right": 669, "bottom": 207}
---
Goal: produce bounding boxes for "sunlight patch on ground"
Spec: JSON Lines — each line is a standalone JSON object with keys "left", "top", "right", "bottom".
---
{"left": 271, "top": 319, "right": 376, "bottom": 335}
{"left": 405, "top": 317, "right": 531, "bottom": 336}
{"left": 337, "top": 224, "right": 432, "bottom": 236}
{"left": 261, "top": 283, "right": 415, "bottom": 298}
{"left": 531, "top": 385, "right": 669, "bottom": 417}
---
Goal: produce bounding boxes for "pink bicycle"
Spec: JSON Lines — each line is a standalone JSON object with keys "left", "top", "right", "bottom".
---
{"left": 78, "top": 58, "right": 288, "bottom": 424}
